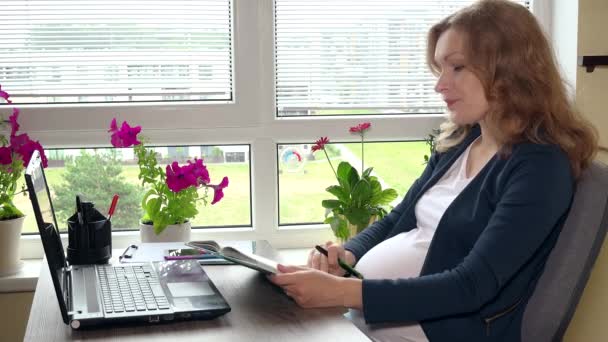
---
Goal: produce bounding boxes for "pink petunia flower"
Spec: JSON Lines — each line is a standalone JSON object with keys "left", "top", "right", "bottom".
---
{"left": 311, "top": 137, "right": 329, "bottom": 153}
{"left": 349, "top": 122, "right": 371, "bottom": 134}
{"left": 108, "top": 118, "right": 142, "bottom": 148}
{"left": 108, "top": 117, "right": 119, "bottom": 133}
{"left": 210, "top": 176, "right": 229, "bottom": 205}
{"left": 188, "top": 158, "right": 210, "bottom": 185}
{"left": 10, "top": 133, "right": 48, "bottom": 168}
{"left": 165, "top": 161, "right": 198, "bottom": 193}
{"left": 9, "top": 110, "right": 19, "bottom": 137}
{"left": 0, "top": 87, "right": 9, "bottom": 102}
{"left": 0, "top": 146, "right": 12, "bottom": 165}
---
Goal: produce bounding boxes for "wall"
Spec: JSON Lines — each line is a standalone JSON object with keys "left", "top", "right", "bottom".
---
{"left": 551, "top": 0, "right": 578, "bottom": 89}
{"left": 564, "top": 0, "right": 608, "bottom": 341}
{"left": 574, "top": 0, "right": 608, "bottom": 164}
{"left": 0, "top": 292, "right": 34, "bottom": 342}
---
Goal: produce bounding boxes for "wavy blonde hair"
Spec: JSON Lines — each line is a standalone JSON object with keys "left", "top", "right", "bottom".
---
{"left": 426, "top": 0, "right": 597, "bottom": 179}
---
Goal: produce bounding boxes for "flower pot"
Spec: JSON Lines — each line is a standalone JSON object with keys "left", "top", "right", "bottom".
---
{"left": 0, "top": 216, "right": 25, "bottom": 277}
{"left": 337, "top": 215, "right": 378, "bottom": 243}
{"left": 139, "top": 221, "right": 192, "bottom": 243}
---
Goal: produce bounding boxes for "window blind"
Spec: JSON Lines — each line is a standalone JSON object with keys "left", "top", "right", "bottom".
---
{"left": 0, "top": 0, "right": 232, "bottom": 104}
{"left": 275, "top": 0, "right": 530, "bottom": 116}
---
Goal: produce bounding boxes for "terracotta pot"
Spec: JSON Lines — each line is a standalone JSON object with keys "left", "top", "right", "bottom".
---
{"left": 0, "top": 216, "right": 25, "bottom": 276}
{"left": 139, "top": 221, "right": 191, "bottom": 243}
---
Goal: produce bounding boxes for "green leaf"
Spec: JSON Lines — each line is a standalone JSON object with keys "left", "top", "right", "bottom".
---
{"left": 347, "top": 166, "right": 360, "bottom": 189}
{"left": 146, "top": 197, "right": 162, "bottom": 217}
{"left": 326, "top": 185, "right": 350, "bottom": 203}
{"left": 336, "top": 162, "right": 354, "bottom": 192}
{"left": 370, "top": 188, "right": 398, "bottom": 206}
{"left": 322, "top": 199, "right": 342, "bottom": 209}
{"left": 0, "top": 202, "right": 24, "bottom": 220}
{"left": 324, "top": 215, "right": 349, "bottom": 241}
{"left": 344, "top": 207, "right": 371, "bottom": 230}
{"left": 369, "top": 178, "right": 382, "bottom": 195}
{"left": 351, "top": 179, "right": 372, "bottom": 207}
{"left": 362, "top": 167, "right": 374, "bottom": 179}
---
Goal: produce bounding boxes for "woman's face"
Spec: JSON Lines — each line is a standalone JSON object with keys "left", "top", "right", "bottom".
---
{"left": 434, "top": 29, "right": 489, "bottom": 125}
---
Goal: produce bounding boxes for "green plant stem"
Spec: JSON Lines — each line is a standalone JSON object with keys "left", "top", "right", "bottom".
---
{"left": 360, "top": 134, "right": 364, "bottom": 174}
{"left": 323, "top": 148, "right": 338, "bottom": 179}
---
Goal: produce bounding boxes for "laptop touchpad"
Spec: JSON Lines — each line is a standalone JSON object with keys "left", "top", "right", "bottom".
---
{"left": 167, "top": 282, "right": 214, "bottom": 297}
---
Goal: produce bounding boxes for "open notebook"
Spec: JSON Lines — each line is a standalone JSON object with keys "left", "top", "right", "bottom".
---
{"left": 186, "top": 240, "right": 278, "bottom": 274}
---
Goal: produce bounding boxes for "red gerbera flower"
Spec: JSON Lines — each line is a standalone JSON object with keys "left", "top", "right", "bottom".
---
{"left": 311, "top": 136, "right": 329, "bottom": 152}
{"left": 349, "top": 122, "right": 371, "bottom": 133}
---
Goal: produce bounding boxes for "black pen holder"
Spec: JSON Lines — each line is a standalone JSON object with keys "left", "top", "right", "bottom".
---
{"left": 67, "top": 206, "right": 112, "bottom": 265}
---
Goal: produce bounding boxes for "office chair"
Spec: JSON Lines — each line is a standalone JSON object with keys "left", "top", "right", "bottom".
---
{"left": 521, "top": 161, "right": 608, "bottom": 341}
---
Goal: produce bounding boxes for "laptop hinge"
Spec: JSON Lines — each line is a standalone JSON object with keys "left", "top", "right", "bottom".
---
{"left": 64, "top": 266, "right": 75, "bottom": 316}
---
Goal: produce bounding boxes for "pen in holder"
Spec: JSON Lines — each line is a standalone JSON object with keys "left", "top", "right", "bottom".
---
{"left": 67, "top": 196, "right": 112, "bottom": 265}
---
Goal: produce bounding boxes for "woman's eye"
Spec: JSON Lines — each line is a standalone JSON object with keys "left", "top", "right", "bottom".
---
{"left": 454, "top": 65, "right": 465, "bottom": 72}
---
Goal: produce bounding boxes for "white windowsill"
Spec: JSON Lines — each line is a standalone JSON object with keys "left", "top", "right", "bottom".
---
{"left": 0, "top": 259, "right": 42, "bottom": 293}
{"left": 0, "top": 248, "right": 311, "bottom": 293}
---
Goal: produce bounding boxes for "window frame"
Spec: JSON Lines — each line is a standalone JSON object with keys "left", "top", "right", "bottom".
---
{"left": 18, "top": 0, "right": 547, "bottom": 259}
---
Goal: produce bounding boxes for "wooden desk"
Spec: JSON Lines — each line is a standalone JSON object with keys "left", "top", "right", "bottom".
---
{"left": 25, "top": 241, "right": 370, "bottom": 341}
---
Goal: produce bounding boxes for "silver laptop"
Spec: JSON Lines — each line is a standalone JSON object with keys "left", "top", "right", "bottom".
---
{"left": 25, "top": 150, "right": 231, "bottom": 329}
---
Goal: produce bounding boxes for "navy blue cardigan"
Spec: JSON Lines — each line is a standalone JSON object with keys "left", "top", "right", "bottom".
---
{"left": 344, "top": 126, "right": 574, "bottom": 341}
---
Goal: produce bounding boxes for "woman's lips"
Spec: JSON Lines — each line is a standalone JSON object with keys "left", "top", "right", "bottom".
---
{"left": 445, "top": 99, "right": 458, "bottom": 109}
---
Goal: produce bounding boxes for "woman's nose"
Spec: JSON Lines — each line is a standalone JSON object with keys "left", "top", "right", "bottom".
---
{"left": 434, "top": 73, "right": 449, "bottom": 93}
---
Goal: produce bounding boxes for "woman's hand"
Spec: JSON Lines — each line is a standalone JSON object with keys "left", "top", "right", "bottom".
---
{"left": 307, "top": 241, "right": 357, "bottom": 276}
{"left": 269, "top": 264, "right": 362, "bottom": 309}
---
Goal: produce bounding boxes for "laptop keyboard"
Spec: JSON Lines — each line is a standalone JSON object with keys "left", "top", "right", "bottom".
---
{"left": 97, "top": 264, "right": 171, "bottom": 314}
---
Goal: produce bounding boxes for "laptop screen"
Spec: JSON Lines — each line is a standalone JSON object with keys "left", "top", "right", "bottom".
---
{"left": 25, "top": 149, "right": 70, "bottom": 324}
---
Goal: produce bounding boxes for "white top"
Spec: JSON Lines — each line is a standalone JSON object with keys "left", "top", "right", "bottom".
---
{"left": 346, "top": 140, "right": 476, "bottom": 342}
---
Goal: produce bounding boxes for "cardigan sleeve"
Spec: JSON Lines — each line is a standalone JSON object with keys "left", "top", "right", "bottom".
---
{"left": 343, "top": 150, "right": 441, "bottom": 261}
{"left": 361, "top": 146, "right": 574, "bottom": 323}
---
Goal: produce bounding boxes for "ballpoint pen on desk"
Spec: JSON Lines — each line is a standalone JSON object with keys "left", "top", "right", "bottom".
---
{"left": 314, "top": 245, "right": 364, "bottom": 279}
{"left": 108, "top": 194, "right": 119, "bottom": 221}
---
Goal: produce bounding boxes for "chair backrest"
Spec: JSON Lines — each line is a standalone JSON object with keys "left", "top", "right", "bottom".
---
{"left": 522, "top": 161, "right": 608, "bottom": 342}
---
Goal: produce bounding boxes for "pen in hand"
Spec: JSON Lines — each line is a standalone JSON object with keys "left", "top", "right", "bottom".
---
{"left": 314, "top": 245, "right": 364, "bottom": 279}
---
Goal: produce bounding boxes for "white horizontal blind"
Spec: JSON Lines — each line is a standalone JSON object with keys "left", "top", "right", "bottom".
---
{"left": 0, "top": 0, "right": 232, "bottom": 104}
{"left": 275, "top": 0, "right": 530, "bottom": 116}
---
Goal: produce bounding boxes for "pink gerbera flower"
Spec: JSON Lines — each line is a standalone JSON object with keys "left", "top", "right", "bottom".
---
{"left": 311, "top": 137, "right": 329, "bottom": 153}
{"left": 349, "top": 122, "right": 371, "bottom": 133}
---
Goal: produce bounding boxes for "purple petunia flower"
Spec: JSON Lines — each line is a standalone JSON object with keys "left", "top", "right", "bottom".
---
{"left": 9, "top": 110, "right": 19, "bottom": 137}
{"left": 210, "top": 176, "right": 229, "bottom": 205}
{"left": 165, "top": 161, "right": 198, "bottom": 193}
{"left": 0, "top": 146, "right": 12, "bottom": 165}
{"left": 108, "top": 118, "right": 142, "bottom": 148}
{"left": 188, "top": 158, "right": 211, "bottom": 185}
{"left": 11, "top": 134, "right": 48, "bottom": 168}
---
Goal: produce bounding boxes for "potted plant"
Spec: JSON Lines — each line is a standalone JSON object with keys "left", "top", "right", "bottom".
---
{"left": 108, "top": 118, "right": 229, "bottom": 242}
{"left": 312, "top": 122, "right": 398, "bottom": 242}
{"left": 0, "top": 84, "right": 48, "bottom": 275}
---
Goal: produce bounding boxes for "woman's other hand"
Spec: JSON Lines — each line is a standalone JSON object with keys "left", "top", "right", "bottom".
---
{"left": 307, "top": 241, "right": 357, "bottom": 276}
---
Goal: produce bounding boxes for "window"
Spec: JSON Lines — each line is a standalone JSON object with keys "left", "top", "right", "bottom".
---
{"left": 275, "top": 0, "right": 530, "bottom": 117}
{"left": 15, "top": 0, "right": 542, "bottom": 259}
{"left": 0, "top": 0, "right": 232, "bottom": 104}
